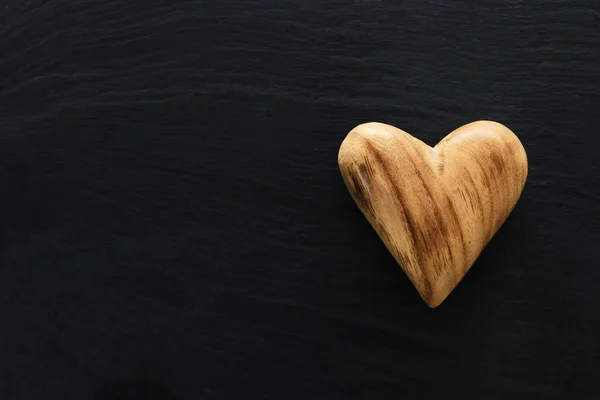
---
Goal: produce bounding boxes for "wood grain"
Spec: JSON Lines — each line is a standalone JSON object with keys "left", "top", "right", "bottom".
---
{"left": 338, "top": 121, "right": 528, "bottom": 307}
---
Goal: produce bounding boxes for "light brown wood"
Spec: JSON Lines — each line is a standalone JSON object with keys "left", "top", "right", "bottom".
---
{"left": 338, "top": 121, "right": 528, "bottom": 307}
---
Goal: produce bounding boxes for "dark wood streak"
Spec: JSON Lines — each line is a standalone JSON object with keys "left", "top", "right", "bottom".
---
{"left": 459, "top": 186, "right": 472, "bottom": 210}
{"left": 363, "top": 141, "right": 433, "bottom": 302}
{"left": 407, "top": 149, "right": 449, "bottom": 276}
{"left": 371, "top": 152, "right": 421, "bottom": 251}
{"left": 355, "top": 160, "right": 403, "bottom": 259}
{"left": 444, "top": 241, "right": 458, "bottom": 284}
{"left": 511, "top": 141, "right": 527, "bottom": 190}
{"left": 474, "top": 154, "right": 491, "bottom": 188}
{"left": 505, "top": 138, "right": 524, "bottom": 186}
{"left": 420, "top": 272, "right": 433, "bottom": 305}
{"left": 490, "top": 150, "right": 505, "bottom": 176}
{"left": 445, "top": 196, "right": 468, "bottom": 272}
{"left": 463, "top": 168, "right": 484, "bottom": 217}
{"left": 473, "top": 155, "right": 495, "bottom": 238}
{"left": 346, "top": 167, "right": 372, "bottom": 217}
{"left": 360, "top": 157, "right": 377, "bottom": 177}
{"left": 499, "top": 142, "right": 519, "bottom": 213}
{"left": 345, "top": 162, "right": 413, "bottom": 274}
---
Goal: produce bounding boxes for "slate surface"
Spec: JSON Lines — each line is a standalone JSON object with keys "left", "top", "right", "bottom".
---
{"left": 1, "top": 1, "right": 599, "bottom": 399}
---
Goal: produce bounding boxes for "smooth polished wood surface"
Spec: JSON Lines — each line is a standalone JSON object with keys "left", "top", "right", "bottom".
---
{"left": 338, "top": 121, "right": 528, "bottom": 307}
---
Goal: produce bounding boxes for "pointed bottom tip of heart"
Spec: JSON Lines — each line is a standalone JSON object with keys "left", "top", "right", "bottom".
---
{"left": 424, "top": 297, "right": 443, "bottom": 309}
{"left": 425, "top": 299, "right": 443, "bottom": 309}
{"left": 421, "top": 288, "right": 454, "bottom": 309}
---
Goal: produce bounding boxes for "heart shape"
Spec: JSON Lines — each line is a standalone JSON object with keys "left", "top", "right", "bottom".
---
{"left": 338, "top": 121, "right": 528, "bottom": 307}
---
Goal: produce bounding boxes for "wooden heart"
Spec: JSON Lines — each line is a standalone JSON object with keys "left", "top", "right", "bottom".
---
{"left": 338, "top": 121, "right": 528, "bottom": 307}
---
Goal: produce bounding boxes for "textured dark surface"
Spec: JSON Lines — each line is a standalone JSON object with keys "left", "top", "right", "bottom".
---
{"left": 1, "top": 1, "right": 599, "bottom": 399}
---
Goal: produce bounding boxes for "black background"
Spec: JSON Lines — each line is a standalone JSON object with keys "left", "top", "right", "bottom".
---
{"left": 1, "top": 1, "right": 600, "bottom": 399}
